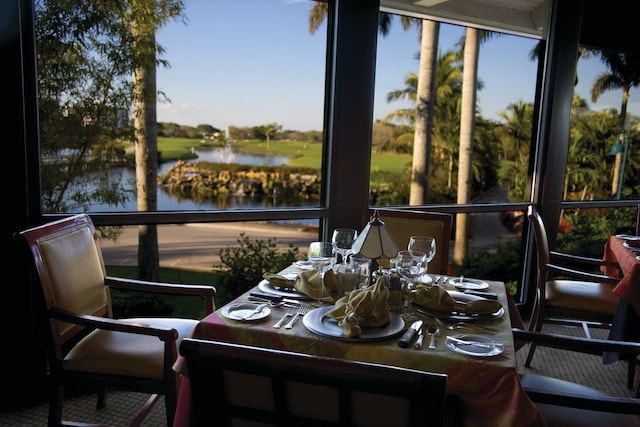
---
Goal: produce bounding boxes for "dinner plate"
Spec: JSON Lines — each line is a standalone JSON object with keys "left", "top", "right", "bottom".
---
{"left": 293, "top": 260, "right": 315, "bottom": 270}
{"left": 448, "top": 277, "right": 489, "bottom": 290}
{"left": 412, "top": 291, "right": 504, "bottom": 321}
{"left": 616, "top": 234, "right": 640, "bottom": 241}
{"left": 258, "top": 279, "right": 311, "bottom": 300}
{"left": 221, "top": 302, "right": 271, "bottom": 321}
{"left": 302, "top": 306, "right": 405, "bottom": 342}
{"left": 623, "top": 242, "right": 640, "bottom": 252}
{"left": 445, "top": 334, "right": 504, "bottom": 357}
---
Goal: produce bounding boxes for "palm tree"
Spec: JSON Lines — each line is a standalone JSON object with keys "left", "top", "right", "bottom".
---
{"left": 409, "top": 19, "right": 440, "bottom": 205}
{"left": 591, "top": 51, "right": 640, "bottom": 196}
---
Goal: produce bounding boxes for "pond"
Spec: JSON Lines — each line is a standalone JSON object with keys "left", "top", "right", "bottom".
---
{"left": 77, "top": 146, "right": 311, "bottom": 212}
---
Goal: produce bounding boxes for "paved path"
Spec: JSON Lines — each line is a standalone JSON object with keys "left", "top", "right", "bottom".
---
{"left": 101, "top": 222, "right": 317, "bottom": 271}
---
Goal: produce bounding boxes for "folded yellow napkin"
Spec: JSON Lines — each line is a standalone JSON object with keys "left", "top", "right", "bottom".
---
{"left": 410, "top": 284, "right": 502, "bottom": 315}
{"left": 294, "top": 269, "right": 337, "bottom": 303}
{"left": 324, "top": 276, "right": 390, "bottom": 337}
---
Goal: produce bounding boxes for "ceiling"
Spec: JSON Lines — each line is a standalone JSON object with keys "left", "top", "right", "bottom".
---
{"left": 380, "top": 0, "right": 547, "bottom": 38}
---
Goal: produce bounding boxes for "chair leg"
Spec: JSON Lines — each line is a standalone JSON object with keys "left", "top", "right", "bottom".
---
{"left": 48, "top": 384, "right": 64, "bottom": 427}
{"left": 97, "top": 389, "right": 107, "bottom": 409}
{"left": 629, "top": 358, "right": 638, "bottom": 391}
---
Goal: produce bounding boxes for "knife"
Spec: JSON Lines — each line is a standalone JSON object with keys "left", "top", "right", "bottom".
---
{"left": 414, "top": 325, "right": 425, "bottom": 349}
{"left": 446, "top": 335, "right": 503, "bottom": 350}
{"left": 398, "top": 320, "right": 423, "bottom": 348}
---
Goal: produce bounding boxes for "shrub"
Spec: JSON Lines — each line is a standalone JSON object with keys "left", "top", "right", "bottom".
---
{"left": 214, "top": 233, "right": 299, "bottom": 305}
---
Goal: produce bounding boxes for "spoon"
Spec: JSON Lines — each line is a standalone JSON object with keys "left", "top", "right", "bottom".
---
{"left": 427, "top": 324, "right": 439, "bottom": 350}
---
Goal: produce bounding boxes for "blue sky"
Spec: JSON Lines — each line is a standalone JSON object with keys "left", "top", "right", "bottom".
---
{"left": 156, "top": 0, "right": 639, "bottom": 132}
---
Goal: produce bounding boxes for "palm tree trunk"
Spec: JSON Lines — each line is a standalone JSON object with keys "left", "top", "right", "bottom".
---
{"left": 409, "top": 20, "right": 439, "bottom": 205}
{"left": 132, "top": 20, "right": 160, "bottom": 281}
{"left": 453, "top": 27, "right": 479, "bottom": 269}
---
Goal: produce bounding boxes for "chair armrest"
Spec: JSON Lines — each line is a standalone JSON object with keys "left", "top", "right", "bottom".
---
{"left": 550, "top": 251, "right": 622, "bottom": 276}
{"left": 52, "top": 307, "right": 178, "bottom": 342}
{"left": 546, "top": 263, "right": 621, "bottom": 285}
{"left": 105, "top": 276, "right": 216, "bottom": 314}
{"left": 512, "top": 328, "right": 640, "bottom": 358}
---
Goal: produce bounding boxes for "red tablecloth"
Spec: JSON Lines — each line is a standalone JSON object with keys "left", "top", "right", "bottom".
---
{"left": 173, "top": 274, "right": 543, "bottom": 427}
{"left": 602, "top": 236, "right": 640, "bottom": 314}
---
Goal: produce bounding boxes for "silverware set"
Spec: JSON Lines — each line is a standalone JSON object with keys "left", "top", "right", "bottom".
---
{"left": 284, "top": 304, "right": 309, "bottom": 329}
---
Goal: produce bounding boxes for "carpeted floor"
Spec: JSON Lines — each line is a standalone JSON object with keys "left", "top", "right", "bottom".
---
{"left": 1, "top": 323, "right": 635, "bottom": 426}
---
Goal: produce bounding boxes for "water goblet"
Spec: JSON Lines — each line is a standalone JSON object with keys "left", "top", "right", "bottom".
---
{"left": 408, "top": 236, "right": 436, "bottom": 279}
{"left": 308, "top": 241, "right": 336, "bottom": 274}
{"left": 332, "top": 228, "right": 358, "bottom": 266}
{"left": 396, "top": 250, "right": 427, "bottom": 296}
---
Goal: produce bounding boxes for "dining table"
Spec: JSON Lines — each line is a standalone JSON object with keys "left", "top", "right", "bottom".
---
{"left": 173, "top": 264, "right": 545, "bottom": 427}
{"left": 601, "top": 235, "right": 640, "bottom": 368}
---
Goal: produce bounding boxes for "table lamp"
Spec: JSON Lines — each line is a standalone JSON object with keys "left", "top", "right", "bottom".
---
{"left": 351, "top": 210, "right": 399, "bottom": 280}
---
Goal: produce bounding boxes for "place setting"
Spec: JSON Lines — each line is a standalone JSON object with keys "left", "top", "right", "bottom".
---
{"left": 302, "top": 274, "right": 406, "bottom": 342}
{"left": 408, "top": 283, "right": 504, "bottom": 322}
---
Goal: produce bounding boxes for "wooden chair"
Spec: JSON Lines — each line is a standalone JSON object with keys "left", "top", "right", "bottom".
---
{"left": 180, "top": 338, "right": 448, "bottom": 427}
{"left": 513, "top": 328, "right": 640, "bottom": 427}
{"left": 15, "top": 214, "right": 216, "bottom": 427}
{"left": 525, "top": 205, "right": 621, "bottom": 368}
{"left": 364, "top": 208, "right": 452, "bottom": 275}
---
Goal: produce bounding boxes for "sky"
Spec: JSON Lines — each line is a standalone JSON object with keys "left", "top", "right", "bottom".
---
{"left": 155, "top": 0, "right": 640, "bottom": 132}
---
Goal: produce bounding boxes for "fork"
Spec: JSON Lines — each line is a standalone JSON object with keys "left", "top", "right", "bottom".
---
{"left": 273, "top": 308, "right": 295, "bottom": 329}
{"left": 284, "top": 304, "right": 309, "bottom": 329}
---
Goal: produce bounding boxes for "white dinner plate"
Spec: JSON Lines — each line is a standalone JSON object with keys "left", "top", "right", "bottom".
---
{"left": 412, "top": 291, "right": 504, "bottom": 321}
{"left": 616, "top": 234, "right": 640, "bottom": 241}
{"left": 445, "top": 334, "right": 504, "bottom": 357}
{"left": 293, "top": 260, "right": 315, "bottom": 270}
{"left": 221, "top": 302, "right": 271, "bottom": 321}
{"left": 623, "top": 242, "right": 640, "bottom": 252}
{"left": 449, "top": 277, "right": 489, "bottom": 290}
{"left": 258, "top": 279, "right": 311, "bottom": 300}
{"left": 302, "top": 306, "right": 405, "bottom": 342}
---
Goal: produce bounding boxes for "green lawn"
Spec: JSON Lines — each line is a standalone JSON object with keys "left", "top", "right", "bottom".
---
{"left": 157, "top": 137, "right": 411, "bottom": 174}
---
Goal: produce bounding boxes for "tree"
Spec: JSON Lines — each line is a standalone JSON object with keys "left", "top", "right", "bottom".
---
{"left": 253, "top": 123, "right": 282, "bottom": 148}
{"left": 453, "top": 27, "right": 480, "bottom": 269}
{"left": 590, "top": 51, "right": 640, "bottom": 196}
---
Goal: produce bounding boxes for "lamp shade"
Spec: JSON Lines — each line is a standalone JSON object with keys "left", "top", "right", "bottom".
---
{"left": 351, "top": 210, "right": 399, "bottom": 260}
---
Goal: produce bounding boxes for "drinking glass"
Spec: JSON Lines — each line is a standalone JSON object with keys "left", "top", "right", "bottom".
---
{"left": 307, "top": 241, "right": 336, "bottom": 274}
{"left": 396, "top": 250, "right": 427, "bottom": 294}
{"left": 408, "top": 236, "right": 436, "bottom": 276}
{"left": 337, "top": 264, "right": 360, "bottom": 297}
{"left": 332, "top": 228, "right": 358, "bottom": 266}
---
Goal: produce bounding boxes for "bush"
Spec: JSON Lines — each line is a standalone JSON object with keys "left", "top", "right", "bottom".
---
{"left": 214, "top": 233, "right": 300, "bottom": 305}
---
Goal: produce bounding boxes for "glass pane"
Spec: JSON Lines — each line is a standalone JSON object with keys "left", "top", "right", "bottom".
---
{"left": 372, "top": 12, "right": 539, "bottom": 206}
{"left": 568, "top": 46, "right": 640, "bottom": 202}
{"left": 36, "top": 0, "right": 327, "bottom": 214}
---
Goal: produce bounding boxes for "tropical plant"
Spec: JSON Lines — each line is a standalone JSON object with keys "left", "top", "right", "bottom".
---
{"left": 591, "top": 51, "right": 640, "bottom": 195}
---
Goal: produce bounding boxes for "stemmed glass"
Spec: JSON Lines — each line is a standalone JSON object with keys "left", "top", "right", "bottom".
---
{"left": 408, "top": 236, "right": 436, "bottom": 279}
{"left": 332, "top": 228, "right": 358, "bottom": 266}
{"left": 396, "top": 249, "right": 427, "bottom": 293}
{"left": 307, "top": 241, "right": 336, "bottom": 274}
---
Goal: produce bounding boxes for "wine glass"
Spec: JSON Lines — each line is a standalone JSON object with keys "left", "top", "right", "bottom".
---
{"left": 307, "top": 241, "right": 336, "bottom": 274}
{"left": 332, "top": 228, "right": 358, "bottom": 266}
{"left": 408, "top": 236, "right": 436, "bottom": 277}
{"left": 396, "top": 249, "right": 427, "bottom": 293}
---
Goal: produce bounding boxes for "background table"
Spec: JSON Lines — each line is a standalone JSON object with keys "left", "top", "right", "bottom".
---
{"left": 174, "top": 271, "right": 544, "bottom": 427}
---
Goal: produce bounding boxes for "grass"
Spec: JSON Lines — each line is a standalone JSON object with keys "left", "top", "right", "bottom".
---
{"left": 157, "top": 137, "right": 412, "bottom": 174}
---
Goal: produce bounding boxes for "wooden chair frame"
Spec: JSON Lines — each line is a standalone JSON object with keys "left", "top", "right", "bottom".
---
{"left": 15, "top": 214, "right": 216, "bottom": 426}
{"left": 364, "top": 208, "right": 452, "bottom": 275}
{"left": 180, "top": 338, "right": 448, "bottom": 427}
{"left": 525, "top": 205, "right": 621, "bottom": 368}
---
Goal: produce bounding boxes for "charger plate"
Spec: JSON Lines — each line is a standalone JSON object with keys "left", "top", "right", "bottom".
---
{"left": 302, "top": 306, "right": 405, "bottom": 342}
{"left": 412, "top": 291, "right": 504, "bottom": 321}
